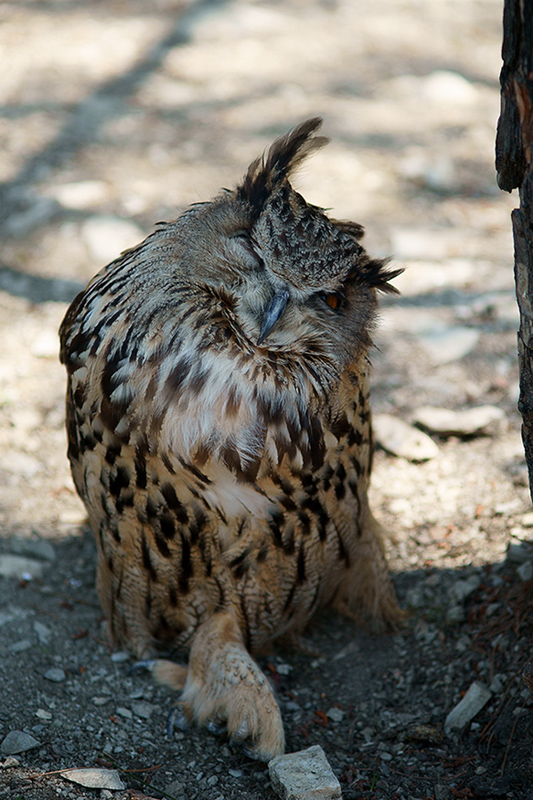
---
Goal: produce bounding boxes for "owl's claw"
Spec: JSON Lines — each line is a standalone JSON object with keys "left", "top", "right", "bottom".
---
{"left": 129, "top": 659, "right": 157, "bottom": 674}
{"left": 166, "top": 705, "right": 190, "bottom": 738}
{"left": 206, "top": 718, "right": 228, "bottom": 737}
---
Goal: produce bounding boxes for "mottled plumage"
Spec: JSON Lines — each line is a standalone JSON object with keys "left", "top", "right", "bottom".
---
{"left": 60, "top": 118, "right": 403, "bottom": 760}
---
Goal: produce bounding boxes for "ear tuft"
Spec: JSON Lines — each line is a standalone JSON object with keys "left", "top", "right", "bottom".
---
{"left": 238, "top": 118, "right": 328, "bottom": 215}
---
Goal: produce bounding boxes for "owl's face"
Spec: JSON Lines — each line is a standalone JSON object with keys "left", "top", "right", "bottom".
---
{"left": 173, "top": 182, "right": 384, "bottom": 391}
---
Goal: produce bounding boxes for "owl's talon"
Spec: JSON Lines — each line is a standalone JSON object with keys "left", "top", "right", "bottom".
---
{"left": 167, "top": 705, "right": 190, "bottom": 738}
{"left": 206, "top": 719, "right": 228, "bottom": 737}
{"left": 129, "top": 659, "right": 157, "bottom": 674}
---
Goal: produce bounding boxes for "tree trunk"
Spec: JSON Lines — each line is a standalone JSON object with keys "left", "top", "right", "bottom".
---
{"left": 496, "top": 0, "right": 533, "bottom": 503}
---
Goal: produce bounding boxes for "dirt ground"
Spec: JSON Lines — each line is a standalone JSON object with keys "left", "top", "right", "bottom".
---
{"left": 0, "top": 0, "right": 532, "bottom": 798}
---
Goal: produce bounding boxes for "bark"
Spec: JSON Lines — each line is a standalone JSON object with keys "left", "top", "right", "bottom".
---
{"left": 496, "top": 0, "right": 533, "bottom": 502}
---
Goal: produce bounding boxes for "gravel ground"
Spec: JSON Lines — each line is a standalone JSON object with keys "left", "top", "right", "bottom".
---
{"left": 0, "top": 1, "right": 532, "bottom": 798}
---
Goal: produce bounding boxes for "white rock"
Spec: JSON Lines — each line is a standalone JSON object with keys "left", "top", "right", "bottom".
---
{"left": 34, "top": 622, "right": 51, "bottom": 644}
{"left": 420, "top": 70, "right": 478, "bottom": 106}
{"left": 82, "top": 216, "right": 144, "bottom": 264}
{"left": 520, "top": 512, "right": 533, "bottom": 528}
{"left": 46, "top": 180, "right": 109, "bottom": 210}
{"left": 44, "top": 668, "right": 66, "bottom": 683}
{"left": 269, "top": 745, "right": 341, "bottom": 800}
{"left": 414, "top": 406, "right": 505, "bottom": 438}
{"left": 415, "top": 324, "right": 480, "bottom": 364}
{"left": 1, "top": 731, "right": 41, "bottom": 755}
{"left": 0, "top": 555, "right": 44, "bottom": 580}
{"left": 445, "top": 682, "right": 492, "bottom": 733}
{"left": 373, "top": 414, "right": 439, "bottom": 462}
{"left": 31, "top": 329, "right": 60, "bottom": 359}
{"left": 60, "top": 768, "right": 125, "bottom": 790}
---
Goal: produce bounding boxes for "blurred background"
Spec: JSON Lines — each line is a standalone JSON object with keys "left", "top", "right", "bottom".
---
{"left": 0, "top": 0, "right": 527, "bottom": 571}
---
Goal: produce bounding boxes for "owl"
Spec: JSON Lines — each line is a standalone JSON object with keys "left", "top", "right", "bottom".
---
{"left": 59, "top": 118, "right": 403, "bottom": 761}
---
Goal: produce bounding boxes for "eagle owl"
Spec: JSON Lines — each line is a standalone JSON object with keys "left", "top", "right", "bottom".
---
{"left": 60, "top": 118, "right": 403, "bottom": 761}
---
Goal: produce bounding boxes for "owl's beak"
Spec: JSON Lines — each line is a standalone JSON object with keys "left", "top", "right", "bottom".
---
{"left": 257, "top": 289, "right": 290, "bottom": 345}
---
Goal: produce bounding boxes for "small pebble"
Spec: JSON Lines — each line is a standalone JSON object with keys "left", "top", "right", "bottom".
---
{"left": 445, "top": 681, "right": 492, "bottom": 733}
{"left": 116, "top": 707, "right": 133, "bottom": 719}
{"left": 61, "top": 768, "right": 125, "bottom": 790}
{"left": 326, "top": 707, "right": 344, "bottom": 722}
{"left": 44, "top": 668, "right": 66, "bottom": 683}
{"left": 269, "top": 745, "right": 341, "bottom": 800}
{"left": 0, "top": 756, "right": 20, "bottom": 768}
{"left": 1, "top": 731, "right": 41, "bottom": 755}
{"left": 92, "top": 697, "right": 112, "bottom": 706}
{"left": 110, "top": 651, "right": 130, "bottom": 663}
{"left": 517, "top": 561, "right": 533, "bottom": 582}
{"left": 373, "top": 414, "right": 439, "bottom": 462}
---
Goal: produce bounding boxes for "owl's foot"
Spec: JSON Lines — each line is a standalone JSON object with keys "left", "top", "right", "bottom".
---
{"left": 157, "top": 611, "right": 285, "bottom": 761}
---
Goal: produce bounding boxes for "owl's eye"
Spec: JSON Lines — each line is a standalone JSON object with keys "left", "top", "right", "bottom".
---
{"left": 319, "top": 292, "right": 345, "bottom": 311}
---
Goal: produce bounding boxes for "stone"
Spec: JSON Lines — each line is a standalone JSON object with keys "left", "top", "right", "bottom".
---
{"left": 131, "top": 701, "right": 155, "bottom": 719}
{"left": 0, "top": 756, "right": 20, "bottom": 768}
{"left": 46, "top": 180, "right": 109, "bottom": 210}
{"left": 110, "top": 650, "right": 130, "bottom": 663}
{"left": 269, "top": 744, "right": 341, "bottom": 800}
{"left": 517, "top": 561, "right": 533, "bottom": 582}
{"left": 451, "top": 575, "right": 481, "bottom": 603}
{"left": 1, "top": 731, "right": 41, "bottom": 755}
{"left": 82, "top": 216, "right": 144, "bottom": 264}
{"left": 326, "top": 707, "right": 344, "bottom": 722}
{"left": 520, "top": 512, "right": 533, "bottom": 528}
{"left": 506, "top": 541, "right": 533, "bottom": 563}
{"left": 0, "top": 554, "right": 45, "bottom": 581}
{"left": 60, "top": 768, "right": 125, "bottom": 790}
{"left": 415, "top": 324, "right": 480, "bottom": 364}
{"left": 10, "top": 538, "right": 56, "bottom": 562}
{"left": 373, "top": 414, "right": 439, "bottom": 462}
{"left": 34, "top": 622, "right": 51, "bottom": 644}
{"left": 44, "top": 668, "right": 66, "bottom": 683}
{"left": 414, "top": 405, "right": 505, "bottom": 438}
{"left": 445, "top": 682, "right": 492, "bottom": 733}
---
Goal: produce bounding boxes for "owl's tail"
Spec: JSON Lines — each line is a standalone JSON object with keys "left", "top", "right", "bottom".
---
{"left": 238, "top": 117, "right": 328, "bottom": 214}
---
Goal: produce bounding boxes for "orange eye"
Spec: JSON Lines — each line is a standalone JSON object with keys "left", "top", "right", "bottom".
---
{"left": 324, "top": 293, "right": 340, "bottom": 310}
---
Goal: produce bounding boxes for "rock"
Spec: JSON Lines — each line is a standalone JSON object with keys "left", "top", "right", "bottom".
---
{"left": 46, "top": 180, "right": 109, "bottom": 210}
{"left": 110, "top": 650, "right": 130, "bottom": 663}
{"left": 451, "top": 574, "right": 481, "bottom": 603}
{"left": 517, "top": 561, "right": 533, "bottom": 582}
{"left": 116, "top": 707, "right": 132, "bottom": 719}
{"left": 82, "top": 216, "right": 144, "bottom": 264}
{"left": 520, "top": 512, "right": 533, "bottom": 528}
{"left": 269, "top": 744, "right": 341, "bottom": 800}
{"left": 419, "top": 70, "right": 478, "bottom": 106}
{"left": 1, "top": 731, "right": 41, "bottom": 755}
{"left": 34, "top": 622, "right": 51, "bottom": 644}
{"left": 44, "top": 668, "right": 66, "bottom": 683}
{"left": 31, "top": 329, "right": 60, "bottom": 359}
{"left": 506, "top": 541, "right": 533, "bottom": 563}
{"left": 131, "top": 701, "right": 155, "bottom": 719}
{"left": 373, "top": 414, "right": 439, "bottom": 462}
{"left": 60, "top": 768, "right": 125, "bottom": 790}
{"left": 10, "top": 538, "right": 56, "bottom": 562}
{"left": 326, "top": 707, "right": 344, "bottom": 722}
{"left": 414, "top": 405, "right": 505, "bottom": 438}
{"left": 10, "top": 639, "right": 32, "bottom": 653}
{"left": 0, "top": 756, "right": 20, "bottom": 768}
{"left": 445, "top": 681, "right": 492, "bottom": 733}
{"left": 415, "top": 324, "right": 480, "bottom": 364}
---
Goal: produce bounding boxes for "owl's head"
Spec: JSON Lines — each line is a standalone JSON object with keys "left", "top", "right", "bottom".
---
{"left": 174, "top": 118, "right": 400, "bottom": 382}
